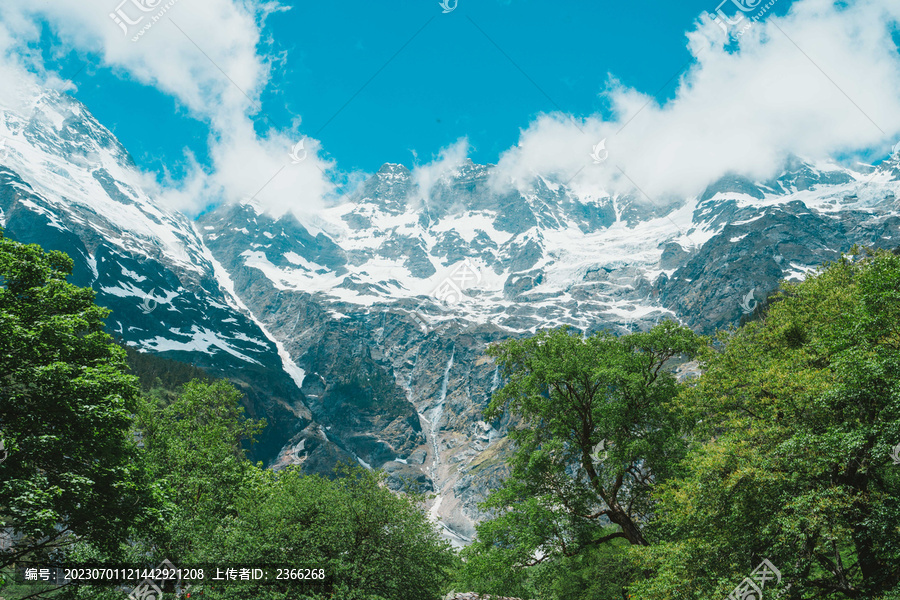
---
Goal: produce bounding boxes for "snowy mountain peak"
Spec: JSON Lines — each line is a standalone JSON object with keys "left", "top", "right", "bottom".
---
{"left": 0, "top": 88, "right": 209, "bottom": 276}
{"left": 376, "top": 163, "right": 411, "bottom": 177}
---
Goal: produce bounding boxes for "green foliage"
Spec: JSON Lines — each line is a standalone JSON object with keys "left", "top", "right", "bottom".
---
{"left": 135, "top": 380, "right": 455, "bottom": 600}
{"left": 0, "top": 234, "right": 457, "bottom": 600}
{"left": 633, "top": 249, "right": 900, "bottom": 598}
{"left": 461, "top": 322, "right": 704, "bottom": 596}
{"left": 136, "top": 379, "right": 266, "bottom": 560}
{"left": 15, "top": 229, "right": 900, "bottom": 599}
{"left": 195, "top": 465, "right": 456, "bottom": 600}
{"left": 456, "top": 524, "right": 636, "bottom": 600}
{"left": 464, "top": 252, "right": 900, "bottom": 599}
{"left": 123, "top": 342, "right": 212, "bottom": 397}
{"left": 526, "top": 542, "right": 637, "bottom": 600}
{"left": 0, "top": 230, "right": 149, "bottom": 570}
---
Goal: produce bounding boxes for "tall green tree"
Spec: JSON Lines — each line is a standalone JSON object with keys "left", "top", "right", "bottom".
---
{"left": 136, "top": 379, "right": 265, "bottom": 562}
{"left": 0, "top": 230, "right": 148, "bottom": 569}
{"left": 460, "top": 322, "right": 703, "bottom": 596}
{"left": 633, "top": 249, "right": 900, "bottom": 599}
{"left": 195, "top": 466, "right": 456, "bottom": 600}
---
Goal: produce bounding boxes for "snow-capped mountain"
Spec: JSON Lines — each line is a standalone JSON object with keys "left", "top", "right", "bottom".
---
{"left": 201, "top": 156, "right": 900, "bottom": 335}
{"left": 2, "top": 86, "right": 899, "bottom": 544}
{"left": 0, "top": 88, "right": 320, "bottom": 461}
{"left": 197, "top": 154, "right": 900, "bottom": 542}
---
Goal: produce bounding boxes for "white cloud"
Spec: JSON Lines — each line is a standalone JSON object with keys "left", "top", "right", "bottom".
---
{"left": 0, "top": 0, "right": 335, "bottom": 215}
{"left": 493, "top": 0, "right": 900, "bottom": 201}
{"left": 411, "top": 137, "right": 471, "bottom": 205}
{"left": 1, "top": 0, "right": 899, "bottom": 217}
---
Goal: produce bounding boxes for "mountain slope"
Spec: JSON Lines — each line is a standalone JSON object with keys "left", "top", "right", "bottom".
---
{"left": 197, "top": 153, "right": 900, "bottom": 541}
{"left": 2, "top": 84, "right": 899, "bottom": 543}
{"left": 0, "top": 88, "right": 334, "bottom": 464}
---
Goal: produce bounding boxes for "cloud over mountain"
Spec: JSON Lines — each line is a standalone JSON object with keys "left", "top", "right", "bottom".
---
{"left": 493, "top": 0, "right": 900, "bottom": 200}
{"left": 0, "top": 0, "right": 335, "bottom": 215}
{"left": 1, "top": 0, "right": 900, "bottom": 215}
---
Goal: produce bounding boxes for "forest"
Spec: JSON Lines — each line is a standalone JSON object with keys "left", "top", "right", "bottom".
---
{"left": 1, "top": 230, "right": 898, "bottom": 599}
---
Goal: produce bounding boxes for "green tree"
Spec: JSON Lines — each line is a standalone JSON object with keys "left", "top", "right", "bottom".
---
{"left": 0, "top": 230, "right": 148, "bottom": 571}
{"left": 136, "top": 379, "right": 265, "bottom": 561}
{"left": 136, "top": 379, "right": 456, "bottom": 600}
{"left": 633, "top": 249, "right": 900, "bottom": 599}
{"left": 196, "top": 466, "right": 456, "bottom": 600}
{"left": 460, "top": 322, "right": 703, "bottom": 597}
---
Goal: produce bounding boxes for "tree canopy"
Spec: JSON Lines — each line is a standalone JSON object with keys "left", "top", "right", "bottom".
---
{"left": 462, "top": 249, "right": 900, "bottom": 600}
{"left": 135, "top": 380, "right": 455, "bottom": 600}
{"left": 633, "top": 249, "right": 900, "bottom": 598}
{"left": 0, "top": 229, "right": 148, "bottom": 570}
{"left": 0, "top": 232, "right": 456, "bottom": 600}
{"left": 459, "top": 322, "right": 703, "bottom": 596}
{"left": 5, "top": 227, "right": 900, "bottom": 600}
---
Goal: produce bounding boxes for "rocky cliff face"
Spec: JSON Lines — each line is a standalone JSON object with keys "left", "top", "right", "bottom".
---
{"left": 659, "top": 166, "right": 900, "bottom": 331}
{"left": 2, "top": 85, "right": 899, "bottom": 544}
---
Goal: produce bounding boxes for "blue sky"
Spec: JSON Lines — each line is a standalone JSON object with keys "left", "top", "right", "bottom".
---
{"left": 5, "top": 0, "right": 900, "bottom": 215}
{"left": 42, "top": 0, "right": 801, "bottom": 177}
